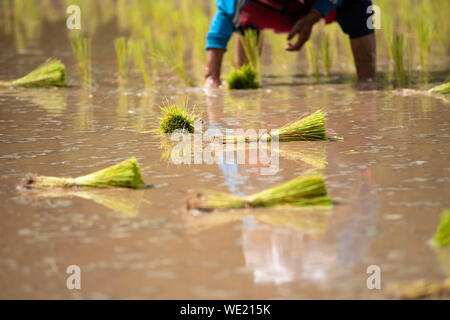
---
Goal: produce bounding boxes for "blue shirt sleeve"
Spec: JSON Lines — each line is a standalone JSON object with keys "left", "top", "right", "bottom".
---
{"left": 206, "top": 0, "right": 248, "bottom": 50}
{"left": 313, "top": 0, "right": 344, "bottom": 17}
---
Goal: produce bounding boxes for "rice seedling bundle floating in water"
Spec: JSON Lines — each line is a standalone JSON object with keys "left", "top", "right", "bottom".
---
{"left": 158, "top": 99, "right": 196, "bottom": 134}
{"left": 187, "top": 172, "right": 332, "bottom": 211}
{"left": 222, "top": 109, "right": 327, "bottom": 143}
{"left": 21, "top": 158, "right": 147, "bottom": 190}
{"left": 431, "top": 210, "right": 450, "bottom": 247}
{"left": 226, "top": 64, "right": 260, "bottom": 90}
{"left": 429, "top": 82, "right": 450, "bottom": 95}
{"left": 0, "top": 59, "right": 66, "bottom": 88}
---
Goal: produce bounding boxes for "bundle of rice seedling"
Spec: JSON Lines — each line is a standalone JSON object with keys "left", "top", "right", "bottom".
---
{"left": 431, "top": 210, "right": 450, "bottom": 247}
{"left": 158, "top": 99, "right": 196, "bottom": 134}
{"left": 187, "top": 172, "right": 331, "bottom": 211}
{"left": 226, "top": 64, "right": 260, "bottom": 90}
{"left": 429, "top": 82, "right": 450, "bottom": 94}
{"left": 0, "top": 59, "right": 66, "bottom": 88}
{"left": 21, "top": 158, "right": 147, "bottom": 190}
{"left": 222, "top": 109, "right": 327, "bottom": 143}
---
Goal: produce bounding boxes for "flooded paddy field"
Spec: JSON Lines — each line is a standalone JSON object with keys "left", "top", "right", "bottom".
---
{"left": 0, "top": 0, "right": 449, "bottom": 299}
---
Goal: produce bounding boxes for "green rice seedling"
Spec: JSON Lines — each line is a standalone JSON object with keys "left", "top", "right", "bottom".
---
{"left": 129, "top": 39, "right": 151, "bottom": 85}
{"left": 0, "top": 59, "right": 66, "bottom": 88}
{"left": 307, "top": 41, "right": 320, "bottom": 81}
{"left": 222, "top": 109, "right": 327, "bottom": 143}
{"left": 390, "top": 33, "right": 405, "bottom": 85}
{"left": 21, "top": 158, "right": 147, "bottom": 189}
{"left": 428, "top": 82, "right": 450, "bottom": 94}
{"left": 321, "top": 32, "right": 331, "bottom": 76}
{"left": 192, "top": 8, "right": 209, "bottom": 60}
{"left": 114, "top": 37, "right": 129, "bottom": 79}
{"left": 239, "top": 28, "right": 262, "bottom": 83}
{"left": 431, "top": 210, "right": 450, "bottom": 247}
{"left": 404, "top": 36, "right": 414, "bottom": 79}
{"left": 70, "top": 36, "right": 92, "bottom": 85}
{"left": 415, "top": 15, "right": 433, "bottom": 70}
{"left": 159, "top": 99, "right": 196, "bottom": 134}
{"left": 153, "top": 20, "right": 195, "bottom": 86}
{"left": 226, "top": 64, "right": 260, "bottom": 90}
{"left": 187, "top": 172, "right": 332, "bottom": 211}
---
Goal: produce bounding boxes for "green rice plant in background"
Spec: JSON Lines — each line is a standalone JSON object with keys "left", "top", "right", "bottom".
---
{"left": 239, "top": 28, "right": 262, "bottom": 83}
{"left": 129, "top": 38, "right": 151, "bottom": 85}
{"left": 153, "top": 35, "right": 195, "bottom": 87}
{"left": 21, "top": 158, "right": 147, "bottom": 190}
{"left": 390, "top": 33, "right": 405, "bottom": 85}
{"left": 321, "top": 31, "right": 331, "bottom": 76}
{"left": 306, "top": 41, "right": 320, "bottom": 81}
{"left": 70, "top": 36, "right": 92, "bottom": 85}
{"left": 187, "top": 172, "right": 332, "bottom": 211}
{"left": 114, "top": 37, "right": 130, "bottom": 79}
{"left": 416, "top": 19, "right": 433, "bottom": 70}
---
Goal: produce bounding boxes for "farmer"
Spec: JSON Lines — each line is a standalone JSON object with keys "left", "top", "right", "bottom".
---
{"left": 204, "top": 0, "right": 376, "bottom": 88}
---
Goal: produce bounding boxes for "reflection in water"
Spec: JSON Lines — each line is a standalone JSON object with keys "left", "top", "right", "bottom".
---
{"left": 241, "top": 166, "right": 378, "bottom": 285}
{"left": 433, "top": 247, "right": 450, "bottom": 278}
{"left": 20, "top": 188, "right": 147, "bottom": 217}
{"left": 14, "top": 88, "right": 67, "bottom": 116}
{"left": 242, "top": 218, "right": 329, "bottom": 285}
{"left": 76, "top": 87, "right": 94, "bottom": 131}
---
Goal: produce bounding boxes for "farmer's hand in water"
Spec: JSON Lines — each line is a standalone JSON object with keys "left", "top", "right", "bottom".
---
{"left": 286, "top": 9, "right": 321, "bottom": 52}
{"left": 204, "top": 48, "right": 225, "bottom": 88}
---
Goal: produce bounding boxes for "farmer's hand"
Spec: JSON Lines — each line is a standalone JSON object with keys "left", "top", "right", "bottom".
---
{"left": 204, "top": 48, "right": 225, "bottom": 88}
{"left": 286, "top": 9, "right": 321, "bottom": 52}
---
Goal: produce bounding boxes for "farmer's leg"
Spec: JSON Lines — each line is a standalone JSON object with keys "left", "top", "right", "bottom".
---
{"left": 350, "top": 33, "right": 376, "bottom": 80}
{"left": 335, "top": 0, "right": 376, "bottom": 80}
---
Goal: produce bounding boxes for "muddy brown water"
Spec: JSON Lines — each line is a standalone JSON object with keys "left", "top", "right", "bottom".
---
{"left": 0, "top": 18, "right": 450, "bottom": 300}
